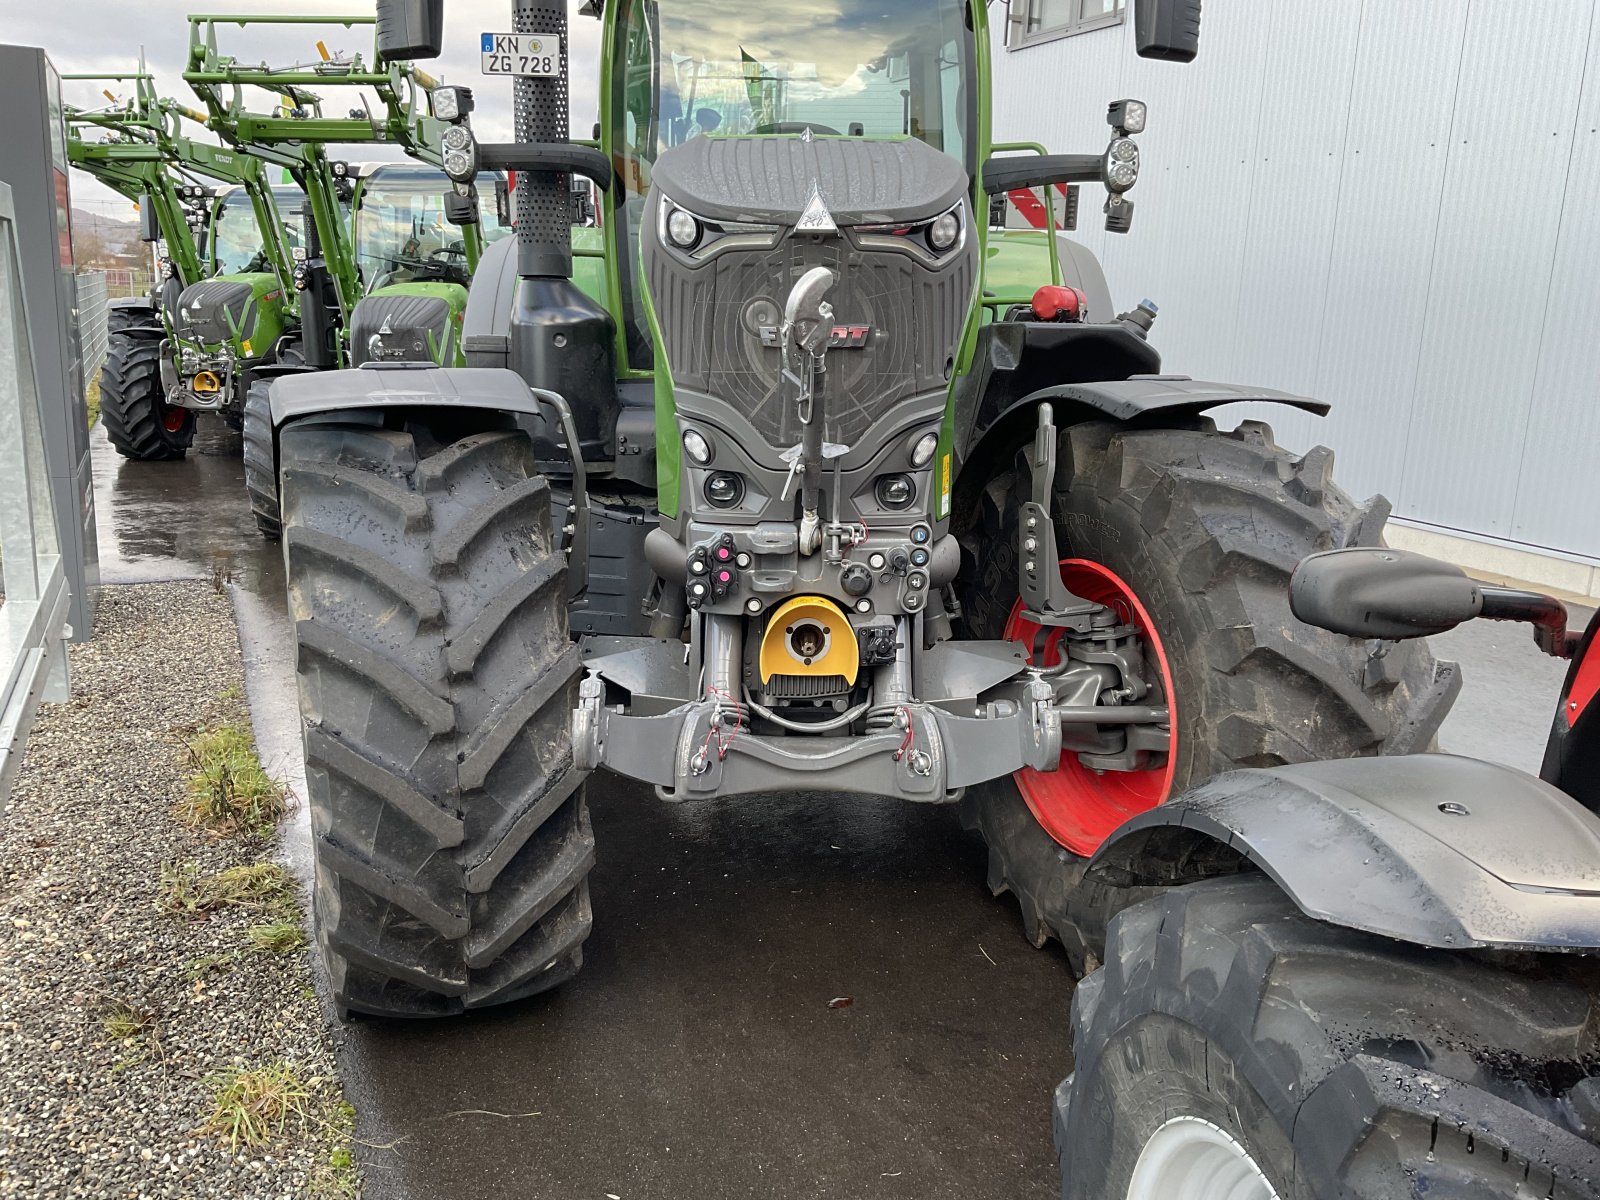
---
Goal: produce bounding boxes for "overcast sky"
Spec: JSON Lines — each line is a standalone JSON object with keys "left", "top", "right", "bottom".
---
{"left": 9, "top": 0, "right": 603, "bottom": 216}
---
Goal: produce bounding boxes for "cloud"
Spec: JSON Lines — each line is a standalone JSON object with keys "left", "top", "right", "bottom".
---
{"left": 24, "top": 0, "right": 602, "bottom": 212}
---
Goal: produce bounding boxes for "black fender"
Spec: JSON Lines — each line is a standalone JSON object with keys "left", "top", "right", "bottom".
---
{"left": 269, "top": 364, "right": 591, "bottom": 596}
{"left": 1088, "top": 754, "right": 1600, "bottom": 952}
{"left": 952, "top": 368, "right": 1332, "bottom": 524}
{"left": 108, "top": 296, "right": 165, "bottom": 339}
{"left": 267, "top": 364, "right": 551, "bottom": 430}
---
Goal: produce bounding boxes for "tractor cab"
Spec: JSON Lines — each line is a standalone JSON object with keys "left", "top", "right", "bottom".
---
{"left": 206, "top": 184, "right": 306, "bottom": 278}
{"left": 606, "top": 0, "right": 978, "bottom": 371}
{"left": 351, "top": 162, "right": 510, "bottom": 293}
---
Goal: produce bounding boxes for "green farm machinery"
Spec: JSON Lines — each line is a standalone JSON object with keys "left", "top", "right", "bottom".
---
{"left": 65, "top": 68, "right": 303, "bottom": 458}
{"left": 180, "top": 12, "right": 510, "bottom": 533}
{"left": 247, "top": 0, "right": 1600, "bottom": 1194}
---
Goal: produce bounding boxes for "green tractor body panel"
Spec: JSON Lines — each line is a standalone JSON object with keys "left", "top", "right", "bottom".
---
{"left": 571, "top": 226, "right": 611, "bottom": 315}
{"left": 984, "top": 231, "right": 1062, "bottom": 314}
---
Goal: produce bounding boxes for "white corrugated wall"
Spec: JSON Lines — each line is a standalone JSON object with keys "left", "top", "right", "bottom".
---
{"left": 992, "top": 0, "right": 1600, "bottom": 561}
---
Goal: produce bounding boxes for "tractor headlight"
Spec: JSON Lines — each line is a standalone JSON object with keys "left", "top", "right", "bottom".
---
{"left": 666, "top": 206, "right": 701, "bottom": 250}
{"left": 442, "top": 126, "right": 478, "bottom": 183}
{"left": 876, "top": 474, "right": 917, "bottom": 509}
{"left": 430, "top": 85, "right": 474, "bottom": 123}
{"left": 331, "top": 160, "right": 348, "bottom": 178}
{"left": 443, "top": 148, "right": 477, "bottom": 183}
{"left": 909, "top": 431, "right": 939, "bottom": 469}
{"left": 928, "top": 210, "right": 961, "bottom": 252}
{"left": 704, "top": 472, "right": 745, "bottom": 508}
{"left": 1104, "top": 138, "right": 1140, "bottom": 193}
{"left": 1107, "top": 98, "right": 1147, "bottom": 135}
{"left": 682, "top": 429, "right": 713, "bottom": 465}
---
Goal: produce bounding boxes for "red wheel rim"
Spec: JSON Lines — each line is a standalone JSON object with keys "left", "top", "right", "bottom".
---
{"left": 160, "top": 404, "right": 188, "bottom": 434}
{"left": 1003, "top": 559, "right": 1178, "bottom": 856}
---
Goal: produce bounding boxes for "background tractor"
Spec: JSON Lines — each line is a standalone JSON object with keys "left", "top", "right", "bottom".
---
{"left": 65, "top": 70, "right": 303, "bottom": 459}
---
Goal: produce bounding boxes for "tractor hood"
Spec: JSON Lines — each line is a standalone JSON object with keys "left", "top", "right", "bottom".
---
{"left": 174, "top": 274, "right": 279, "bottom": 349}
{"left": 650, "top": 135, "right": 969, "bottom": 227}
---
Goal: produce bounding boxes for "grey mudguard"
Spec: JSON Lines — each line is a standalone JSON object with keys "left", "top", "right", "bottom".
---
{"left": 1020, "top": 375, "right": 1332, "bottom": 420}
{"left": 1089, "top": 755, "right": 1600, "bottom": 951}
{"left": 268, "top": 364, "right": 549, "bottom": 427}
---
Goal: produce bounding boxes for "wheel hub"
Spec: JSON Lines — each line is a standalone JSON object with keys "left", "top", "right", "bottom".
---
{"left": 1005, "top": 559, "right": 1176, "bottom": 855}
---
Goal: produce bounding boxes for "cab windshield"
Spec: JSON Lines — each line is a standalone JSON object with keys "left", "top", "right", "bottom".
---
{"left": 611, "top": 0, "right": 978, "bottom": 368}
{"left": 210, "top": 186, "right": 304, "bottom": 277}
{"left": 354, "top": 166, "right": 510, "bottom": 292}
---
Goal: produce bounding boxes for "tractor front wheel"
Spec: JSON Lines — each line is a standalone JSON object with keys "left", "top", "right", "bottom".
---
{"left": 960, "top": 419, "right": 1459, "bottom": 955}
{"left": 1059, "top": 876, "right": 1600, "bottom": 1199}
{"left": 282, "top": 414, "right": 591, "bottom": 1018}
{"left": 98, "top": 333, "right": 195, "bottom": 461}
{"left": 243, "top": 346, "right": 310, "bottom": 539}
{"left": 242, "top": 378, "right": 280, "bottom": 539}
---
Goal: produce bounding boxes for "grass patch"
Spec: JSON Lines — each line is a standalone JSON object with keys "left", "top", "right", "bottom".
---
{"left": 100, "top": 999, "right": 159, "bottom": 1042}
{"left": 200, "top": 1062, "right": 312, "bottom": 1151}
{"left": 246, "top": 920, "right": 307, "bottom": 954}
{"left": 85, "top": 371, "right": 101, "bottom": 429}
{"left": 160, "top": 860, "right": 299, "bottom": 923}
{"left": 313, "top": 1100, "right": 360, "bottom": 1198}
{"left": 179, "top": 722, "right": 288, "bottom": 836}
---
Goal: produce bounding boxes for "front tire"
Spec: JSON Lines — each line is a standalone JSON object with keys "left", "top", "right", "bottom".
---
{"left": 242, "top": 378, "right": 280, "bottom": 538}
{"left": 244, "top": 345, "right": 308, "bottom": 540}
{"left": 98, "top": 333, "right": 195, "bottom": 461}
{"left": 1059, "top": 876, "right": 1600, "bottom": 1199}
{"left": 959, "top": 419, "right": 1459, "bottom": 957}
{"left": 282, "top": 416, "right": 592, "bottom": 1018}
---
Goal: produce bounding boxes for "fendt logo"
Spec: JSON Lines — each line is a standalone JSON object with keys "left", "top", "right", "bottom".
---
{"left": 758, "top": 324, "right": 874, "bottom": 349}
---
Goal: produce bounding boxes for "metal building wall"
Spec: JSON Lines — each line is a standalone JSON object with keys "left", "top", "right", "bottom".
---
{"left": 992, "top": 0, "right": 1600, "bottom": 561}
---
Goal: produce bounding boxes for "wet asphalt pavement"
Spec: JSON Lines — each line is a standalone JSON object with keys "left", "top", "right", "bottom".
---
{"left": 89, "top": 416, "right": 1581, "bottom": 1200}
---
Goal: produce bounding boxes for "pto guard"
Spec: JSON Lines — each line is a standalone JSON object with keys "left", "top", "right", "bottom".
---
{"left": 575, "top": 664, "right": 1065, "bottom": 803}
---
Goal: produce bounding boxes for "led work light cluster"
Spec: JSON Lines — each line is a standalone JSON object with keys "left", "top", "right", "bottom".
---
{"left": 430, "top": 85, "right": 479, "bottom": 183}
{"left": 1103, "top": 98, "right": 1147, "bottom": 232}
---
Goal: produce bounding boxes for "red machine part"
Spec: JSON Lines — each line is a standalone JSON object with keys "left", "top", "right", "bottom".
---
{"left": 1031, "top": 285, "right": 1088, "bottom": 323}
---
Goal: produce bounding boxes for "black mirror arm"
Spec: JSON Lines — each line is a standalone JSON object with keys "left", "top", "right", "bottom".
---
{"left": 981, "top": 154, "right": 1104, "bottom": 196}
{"left": 477, "top": 142, "right": 615, "bottom": 194}
{"left": 1479, "top": 587, "right": 1577, "bottom": 658}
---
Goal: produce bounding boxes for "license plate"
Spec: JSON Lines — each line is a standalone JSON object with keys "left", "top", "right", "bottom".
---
{"left": 480, "top": 33, "right": 561, "bottom": 77}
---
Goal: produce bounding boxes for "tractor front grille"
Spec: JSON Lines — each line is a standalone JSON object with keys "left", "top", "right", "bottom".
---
{"left": 648, "top": 234, "right": 973, "bottom": 450}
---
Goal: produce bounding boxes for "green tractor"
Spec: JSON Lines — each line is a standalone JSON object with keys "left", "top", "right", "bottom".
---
{"left": 64, "top": 71, "right": 303, "bottom": 459}
{"left": 179, "top": 12, "right": 508, "bottom": 534}
{"left": 259, "top": 0, "right": 1600, "bottom": 1194}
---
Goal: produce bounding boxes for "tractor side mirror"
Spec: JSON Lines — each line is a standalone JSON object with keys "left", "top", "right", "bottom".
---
{"left": 376, "top": 0, "right": 444, "bottom": 61}
{"left": 137, "top": 194, "right": 160, "bottom": 243}
{"left": 1290, "top": 548, "right": 1482, "bottom": 641}
{"left": 1135, "top": 0, "right": 1202, "bottom": 62}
